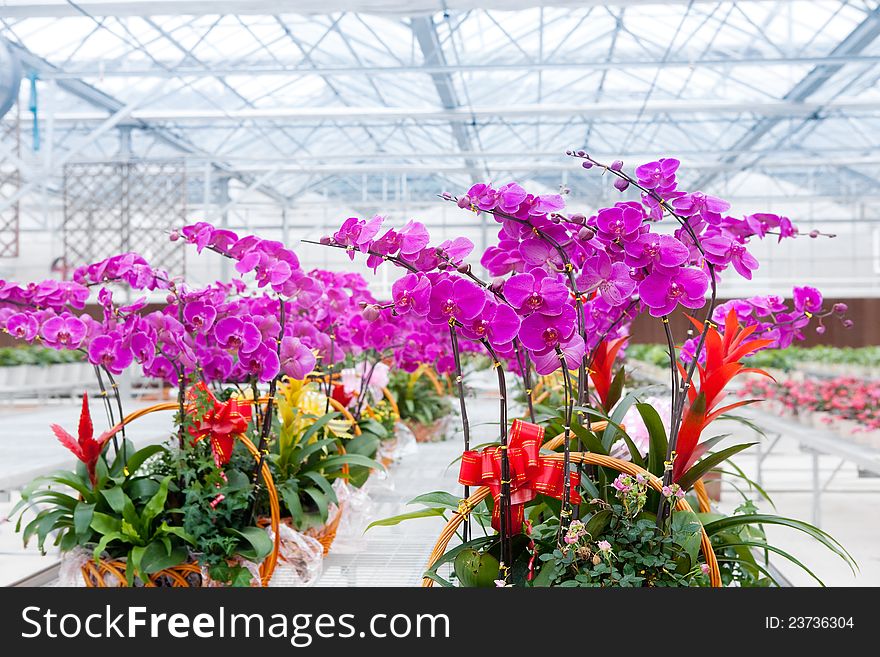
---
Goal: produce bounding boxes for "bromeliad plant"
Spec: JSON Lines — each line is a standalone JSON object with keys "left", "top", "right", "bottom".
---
{"left": 13, "top": 395, "right": 193, "bottom": 585}
{"left": 341, "top": 152, "right": 856, "bottom": 587}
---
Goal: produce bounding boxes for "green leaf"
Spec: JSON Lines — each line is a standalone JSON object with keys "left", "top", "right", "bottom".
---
{"left": 584, "top": 509, "right": 612, "bottom": 538}
{"left": 319, "top": 453, "right": 384, "bottom": 472}
{"left": 677, "top": 443, "right": 757, "bottom": 491}
{"left": 302, "top": 487, "right": 329, "bottom": 522}
{"left": 300, "top": 412, "right": 341, "bottom": 446}
{"left": 141, "top": 476, "right": 172, "bottom": 533}
{"left": 90, "top": 511, "right": 122, "bottom": 535}
{"left": 295, "top": 437, "right": 338, "bottom": 464}
{"left": 140, "top": 541, "right": 188, "bottom": 575}
{"left": 366, "top": 507, "right": 446, "bottom": 530}
{"left": 228, "top": 526, "right": 273, "bottom": 562}
{"left": 721, "top": 540, "right": 826, "bottom": 586}
{"left": 704, "top": 514, "right": 857, "bottom": 574}
{"left": 301, "top": 471, "right": 336, "bottom": 502}
{"left": 278, "top": 481, "right": 304, "bottom": 522}
{"left": 158, "top": 522, "right": 195, "bottom": 546}
{"left": 73, "top": 502, "right": 95, "bottom": 539}
{"left": 124, "top": 444, "right": 167, "bottom": 477}
{"left": 530, "top": 556, "right": 560, "bottom": 587}
{"left": 567, "top": 423, "right": 606, "bottom": 455}
{"left": 601, "top": 390, "right": 641, "bottom": 450}
{"left": 638, "top": 403, "right": 668, "bottom": 479}
{"left": 606, "top": 366, "right": 625, "bottom": 411}
{"left": 92, "top": 531, "right": 126, "bottom": 562}
{"left": 408, "top": 491, "right": 462, "bottom": 512}
{"left": 671, "top": 509, "right": 702, "bottom": 565}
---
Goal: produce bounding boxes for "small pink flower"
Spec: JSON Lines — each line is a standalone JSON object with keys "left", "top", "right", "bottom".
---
{"left": 597, "top": 540, "right": 612, "bottom": 553}
{"left": 700, "top": 563, "right": 710, "bottom": 575}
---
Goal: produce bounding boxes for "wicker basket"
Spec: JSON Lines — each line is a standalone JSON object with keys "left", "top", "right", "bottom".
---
{"left": 422, "top": 451, "right": 721, "bottom": 587}
{"left": 80, "top": 401, "right": 281, "bottom": 587}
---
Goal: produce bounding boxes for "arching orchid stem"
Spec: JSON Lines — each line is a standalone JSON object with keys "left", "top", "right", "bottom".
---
{"left": 448, "top": 322, "right": 472, "bottom": 543}
{"left": 302, "top": 238, "right": 419, "bottom": 274}
{"left": 656, "top": 314, "right": 681, "bottom": 527}
{"left": 250, "top": 297, "right": 286, "bottom": 520}
{"left": 92, "top": 364, "right": 121, "bottom": 457}
{"left": 252, "top": 297, "right": 285, "bottom": 484}
{"left": 555, "top": 345, "right": 574, "bottom": 543}
{"left": 352, "top": 353, "right": 379, "bottom": 421}
{"left": 481, "top": 337, "right": 513, "bottom": 574}
{"left": 101, "top": 367, "right": 128, "bottom": 465}
{"left": 657, "top": 263, "right": 719, "bottom": 523}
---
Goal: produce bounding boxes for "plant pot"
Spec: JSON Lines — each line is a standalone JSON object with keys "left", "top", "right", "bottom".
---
{"left": 80, "top": 556, "right": 203, "bottom": 587}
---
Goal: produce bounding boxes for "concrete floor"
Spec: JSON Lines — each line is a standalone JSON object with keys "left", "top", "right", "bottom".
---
{"left": 1, "top": 383, "right": 877, "bottom": 587}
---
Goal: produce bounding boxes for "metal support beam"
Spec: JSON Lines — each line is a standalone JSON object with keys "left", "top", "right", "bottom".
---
{"left": 411, "top": 15, "right": 482, "bottom": 182}
{"left": 6, "top": 41, "right": 293, "bottom": 207}
{"left": 21, "top": 97, "right": 880, "bottom": 123}
{"left": 693, "top": 6, "right": 880, "bottom": 189}
{"left": 0, "top": 0, "right": 793, "bottom": 19}
{"left": 37, "top": 54, "right": 880, "bottom": 80}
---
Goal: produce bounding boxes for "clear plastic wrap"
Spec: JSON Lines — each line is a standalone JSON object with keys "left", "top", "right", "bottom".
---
{"left": 57, "top": 548, "right": 91, "bottom": 587}
{"left": 267, "top": 524, "right": 324, "bottom": 587}
{"left": 328, "top": 478, "right": 374, "bottom": 554}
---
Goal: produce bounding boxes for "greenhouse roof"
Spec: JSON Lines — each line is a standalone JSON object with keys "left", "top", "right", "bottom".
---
{"left": 2, "top": 0, "right": 880, "bottom": 205}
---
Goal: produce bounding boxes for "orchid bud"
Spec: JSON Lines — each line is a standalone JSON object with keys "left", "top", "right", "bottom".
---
{"left": 489, "top": 277, "right": 505, "bottom": 292}
{"left": 319, "top": 236, "right": 332, "bottom": 245}
{"left": 833, "top": 302, "right": 848, "bottom": 314}
{"left": 578, "top": 227, "right": 595, "bottom": 241}
{"left": 569, "top": 213, "right": 586, "bottom": 225}
{"left": 843, "top": 319, "right": 854, "bottom": 329}
{"left": 362, "top": 304, "right": 381, "bottom": 322}
{"left": 610, "top": 160, "right": 623, "bottom": 171}
{"left": 166, "top": 294, "right": 176, "bottom": 304}
{"left": 581, "top": 161, "right": 593, "bottom": 170}
{"left": 576, "top": 150, "right": 587, "bottom": 158}
{"left": 815, "top": 325, "right": 826, "bottom": 335}
{"left": 457, "top": 263, "right": 471, "bottom": 275}
{"left": 169, "top": 230, "right": 180, "bottom": 242}
{"left": 809, "top": 229, "right": 820, "bottom": 238}
{"left": 457, "top": 195, "right": 471, "bottom": 209}
{"left": 613, "top": 177, "right": 629, "bottom": 192}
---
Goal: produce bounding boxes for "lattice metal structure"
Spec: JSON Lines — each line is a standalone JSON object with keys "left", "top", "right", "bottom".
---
{"left": 0, "top": 101, "right": 19, "bottom": 257}
{"left": 63, "top": 160, "right": 186, "bottom": 275}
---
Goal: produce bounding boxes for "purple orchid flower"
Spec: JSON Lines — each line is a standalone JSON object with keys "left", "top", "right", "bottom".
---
{"left": 595, "top": 205, "right": 644, "bottom": 243}
{"left": 638, "top": 267, "right": 709, "bottom": 317}
{"left": 671, "top": 192, "right": 730, "bottom": 224}
{"left": 793, "top": 286, "right": 823, "bottom": 314}
{"left": 40, "top": 314, "right": 87, "bottom": 349}
{"left": 6, "top": 313, "right": 38, "bottom": 341}
{"left": 427, "top": 277, "right": 486, "bottom": 324}
{"left": 392, "top": 273, "right": 431, "bottom": 316}
{"left": 202, "top": 353, "right": 234, "bottom": 383}
{"left": 214, "top": 316, "right": 262, "bottom": 353}
{"left": 183, "top": 301, "right": 218, "bottom": 332}
{"left": 518, "top": 303, "right": 576, "bottom": 352}
{"left": 504, "top": 270, "right": 569, "bottom": 316}
{"left": 624, "top": 233, "right": 690, "bottom": 269}
{"left": 129, "top": 331, "right": 157, "bottom": 366}
{"left": 519, "top": 237, "right": 564, "bottom": 270}
{"left": 635, "top": 158, "right": 680, "bottom": 193}
{"left": 239, "top": 343, "right": 280, "bottom": 382}
{"left": 437, "top": 236, "right": 474, "bottom": 265}
{"left": 279, "top": 336, "right": 316, "bottom": 380}
{"left": 576, "top": 250, "right": 636, "bottom": 306}
{"left": 702, "top": 234, "right": 759, "bottom": 279}
{"left": 88, "top": 333, "right": 134, "bottom": 374}
{"left": 530, "top": 333, "right": 585, "bottom": 375}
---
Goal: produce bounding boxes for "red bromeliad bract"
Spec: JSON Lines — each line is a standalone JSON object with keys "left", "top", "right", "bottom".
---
{"left": 50, "top": 393, "right": 116, "bottom": 487}
{"left": 672, "top": 310, "right": 774, "bottom": 482}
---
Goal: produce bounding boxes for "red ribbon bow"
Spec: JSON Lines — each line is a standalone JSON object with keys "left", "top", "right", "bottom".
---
{"left": 458, "top": 419, "right": 581, "bottom": 533}
{"left": 185, "top": 382, "right": 253, "bottom": 465}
